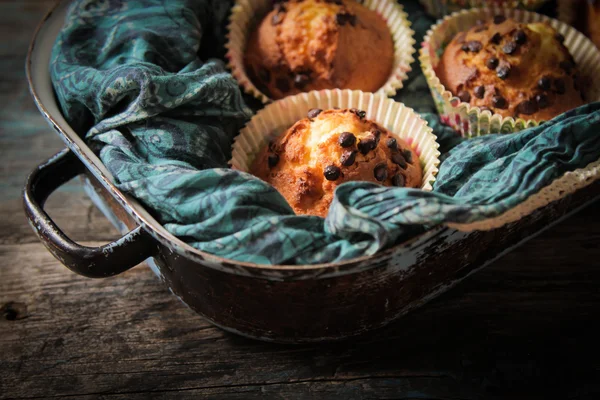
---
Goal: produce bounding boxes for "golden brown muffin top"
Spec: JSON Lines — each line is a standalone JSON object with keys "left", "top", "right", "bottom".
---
{"left": 250, "top": 108, "right": 422, "bottom": 217}
{"left": 436, "top": 16, "right": 585, "bottom": 121}
{"left": 244, "top": 0, "right": 393, "bottom": 99}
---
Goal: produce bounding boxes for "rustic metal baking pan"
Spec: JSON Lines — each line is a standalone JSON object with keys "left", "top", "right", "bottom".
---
{"left": 23, "top": 0, "right": 600, "bottom": 343}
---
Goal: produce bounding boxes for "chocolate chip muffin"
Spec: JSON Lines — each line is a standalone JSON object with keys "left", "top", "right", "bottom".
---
{"left": 244, "top": 0, "right": 394, "bottom": 100}
{"left": 250, "top": 108, "right": 422, "bottom": 218}
{"left": 435, "top": 16, "right": 585, "bottom": 121}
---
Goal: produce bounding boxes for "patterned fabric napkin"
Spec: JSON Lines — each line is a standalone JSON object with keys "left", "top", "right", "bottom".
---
{"left": 50, "top": 0, "right": 600, "bottom": 265}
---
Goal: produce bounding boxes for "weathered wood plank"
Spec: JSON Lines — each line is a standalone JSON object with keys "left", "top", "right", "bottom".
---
{"left": 0, "top": 0, "right": 67, "bottom": 205}
{"left": 1, "top": 203, "right": 599, "bottom": 399}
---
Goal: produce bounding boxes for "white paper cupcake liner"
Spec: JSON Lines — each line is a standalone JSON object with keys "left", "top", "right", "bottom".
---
{"left": 419, "top": 7, "right": 600, "bottom": 137}
{"left": 230, "top": 89, "right": 440, "bottom": 192}
{"left": 419, "top": 0, "right": 548, "bottom": 19}
{"left": 225, "top": 0, "right": 416, "bottom": 104}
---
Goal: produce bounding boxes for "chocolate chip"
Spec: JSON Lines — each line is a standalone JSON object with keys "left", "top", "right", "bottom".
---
{"left": 268, "top": 154, "right": 279, "bottom": 168}
{"left": 554, "top": 78, "right": 566, "bottom": 94}
{"left": 275, "top": 77, "right": 290, "bottom": 93}
{"left": 392, "top": 174, "right": 405, "bottom": 187}
{"left": 371, "top": 130, "right": 381, "bottom": 146}
{"left": 336, "top": 12, "right": 356, "bottom": 26}
{"left": 513, "top": 30, "right": 527, "bottom": 45}
{"left": 467, "top": 40, "right": 483, "bottom": 53}
{"left": 307, "top": 108, "right": 322, "bottom": 119}
{"left": 402, "top": 149, "right": 413, "bottom": 164}
{"left": 386, "top": 137, "right": 398, "bottom": 151}
{"left": 391, "top": 152, "right": 407, "bottom": 169}
{"left": 273, "top": 2, "right": 286, "bottom": 12}
{"left": 294, "top": 73, "right": 311, "bottom": 89}
{"left": 474, "top": 85, "right": 485, "bottom": 99}
{"left": 358, "top": 138, "right": 376, "bottom": 155}
{"left": 496, "top": 64, "right": 511, "bottom": 80}
{"left": 492, "top": 95, "right": 508, "bottom": 109}
{"left": 559, "top": 60, "right": 574, "bottom": 74}
{"left": 490, "top": 32, "right": 502, "bottom": 45}
{"left": 486, "top": 57, "right": 499, "bottom": 70}
{"left": 538, "top": 76, "right": 551, "bottom": 91}
{"left": 461, "top": 44, "right": 469, "bottom": 52}
{"left": 338, "top": 132, "right": 356, "bottom": 147}
{"left": 493, "top": 15, "right": 506, "bottom": 24}
{"left": 350, "top": 108, "right": 366, "bottom": 119}
{"left": 516, "top": 99, "right": 538, "bottom": 115}
{"left": 502, "top": 41, "right": 518, "bottom": 55}
{"left": 340, "top": 150, "right": 357, "bottom": 167}
{"left": 458, "top": 90, "right": 471, "bottom": 103}
{"left": 536, "top": 93, "right": 549, "bottom": 109}
{"left": 374, "top": 163, "right": 388, "bottom": 182}
{"left": 324, "top": 165, "right": 341, "bottom": 181}
{"left": 272, "top": 12, "right": 283, "bottom": 25}
{"left": 555, "top": 32, "right": 565, "bottom": 43}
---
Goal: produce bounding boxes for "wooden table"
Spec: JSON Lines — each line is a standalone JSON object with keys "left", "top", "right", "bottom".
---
{"left": 2, "top": 1, "right": 600, "bottom": 399}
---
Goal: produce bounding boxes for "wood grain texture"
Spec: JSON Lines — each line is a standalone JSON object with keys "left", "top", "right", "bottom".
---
{"left": 2, "top": 0, "right": 600, "bottom": 399}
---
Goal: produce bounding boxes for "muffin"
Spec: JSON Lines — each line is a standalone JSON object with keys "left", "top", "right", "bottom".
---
{"left": 244, "top": 0, "right": 394, "bottom": 100}
{"left": 250, "top": 108, "right": 422, "bottom": 217}
{"left": 435, "top": 16, "right": 585, "bottom": 122}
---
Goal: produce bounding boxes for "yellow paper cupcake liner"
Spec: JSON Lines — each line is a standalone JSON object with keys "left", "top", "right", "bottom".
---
{"left": 230, "top": 89, "right": 440, "bottom": 192}
{"left": 225, "top": 0, "right": 416, "bottom": 104}
{"left": 419, "top": 0, "right": 548, "bottom": 19}
{"left": 419, "top": 7, "right": 600, "bottom": 138}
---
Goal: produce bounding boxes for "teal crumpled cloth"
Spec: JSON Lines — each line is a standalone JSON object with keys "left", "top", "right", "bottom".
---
{"left": 51, "top": 0, "right": 600, "bottom": 265}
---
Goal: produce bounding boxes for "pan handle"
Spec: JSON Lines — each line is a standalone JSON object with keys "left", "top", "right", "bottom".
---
{"left": 23, "top": 148, "right": 156, "bottom": 278}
